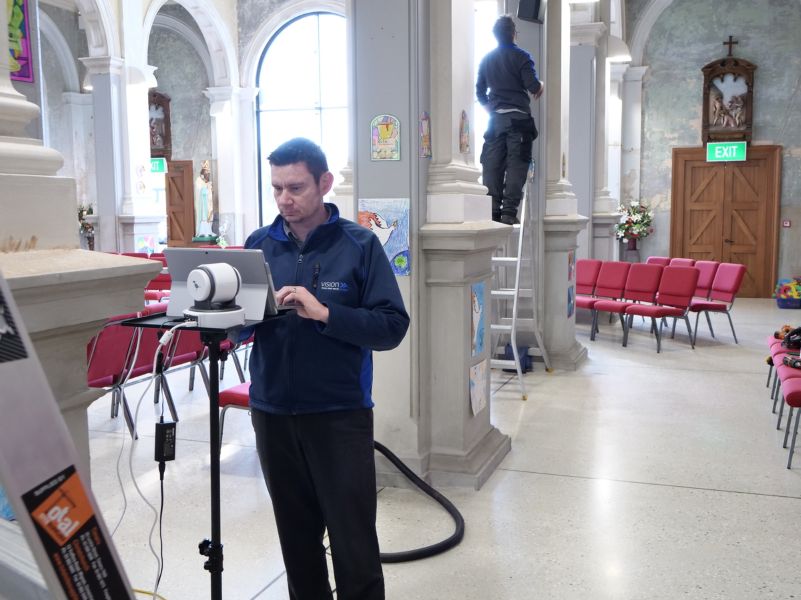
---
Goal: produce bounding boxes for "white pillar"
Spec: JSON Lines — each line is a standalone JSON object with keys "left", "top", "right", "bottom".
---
{"left": 80, "top": 56, "right": 125, "bottom": 252}
{"left": 205, "top": 86, "right": 245, "bottom": 244}
{"left": 426, "top": 0, "right": 488, "bottom": 223}
{"left": 569, "top": 22, "right": 605, "bottom": 260}
{"left": 61, "top": 92, "right": 96, "bottom": 209}
{"left": 541, "top": 0, "right": 588, "bottom": 369}
{"left": 621, "top": 65, "right": 648, "bottom": 206}
{"left": 237, "top": 86, "right": 260, "bottom": 241}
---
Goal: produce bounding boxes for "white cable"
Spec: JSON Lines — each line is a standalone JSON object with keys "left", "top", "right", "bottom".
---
{"left": 124, "top": 320, "right": 195, "bottom": 597}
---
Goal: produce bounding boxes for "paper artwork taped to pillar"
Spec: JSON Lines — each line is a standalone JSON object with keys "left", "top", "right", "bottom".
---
{"left": 567, "top": 285, "right": 575, "bottom": 319}
{"left": 471, "top": 281, "right": 485, "bottom": 357}
{"left": 370, "top": 115, "right": 400, "bottom": 160}
{"left": 469, "top": 360, "right": 488, "bottom": 416}
{"left": 357, "top": 198, "right": 410, "bottom": 276}
{"left": 8, "top": 0, "right": 33, "bottom": 82}
{"left": 419, "top": 112, "right": 432, "bottom": 158}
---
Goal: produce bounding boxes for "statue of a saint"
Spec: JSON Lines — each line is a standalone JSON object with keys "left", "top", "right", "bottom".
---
{"left": 194, "top": 161, "right": 215, "bottom": 240}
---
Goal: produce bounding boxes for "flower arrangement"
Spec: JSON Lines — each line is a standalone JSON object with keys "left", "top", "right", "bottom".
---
{"left": 78, "top": 205, "right": 94, "bottom": 238}
{"left": 614, "top": 201, "right": 654, "bottom": 242}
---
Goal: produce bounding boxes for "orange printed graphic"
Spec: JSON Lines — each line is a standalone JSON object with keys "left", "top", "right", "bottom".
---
{"left": 31, "top": 473, "right": 94, "bottom": 547}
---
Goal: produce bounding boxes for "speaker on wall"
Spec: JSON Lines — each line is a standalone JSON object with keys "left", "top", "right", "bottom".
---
{"left": 517, "top": 0, "right": 546, "bottom": 24}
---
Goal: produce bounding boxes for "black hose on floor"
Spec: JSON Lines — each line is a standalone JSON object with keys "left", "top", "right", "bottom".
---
{"left": 374, "top": 440, "right": 465, "bottom": 563}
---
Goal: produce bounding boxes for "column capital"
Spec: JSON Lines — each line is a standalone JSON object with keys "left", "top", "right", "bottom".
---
{"left": 609, "top": 62, "right": 629, "bottom": 82}
{"left": 79, "top": 56, "right": 125, "bottom": 77}
{"left": 204, "top": 86, "right": 235, "bottom": 104}
{"left": 571, "top": 22, "right": 606, "bottom": 47}
{"left": 623, "top": 65, "right": 648, "bottom": 82}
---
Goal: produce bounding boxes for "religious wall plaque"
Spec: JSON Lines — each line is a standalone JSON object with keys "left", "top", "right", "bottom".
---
{"left": 702, "top": 36, "right": 756, "bottom": 143}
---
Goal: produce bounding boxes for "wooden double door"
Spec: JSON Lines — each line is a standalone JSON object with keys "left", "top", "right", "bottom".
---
{"left": 165, "top": 160, "right": 195, "bottom": 247}
{"left": 670, "top": 145, "right": 781, "bottom": 297}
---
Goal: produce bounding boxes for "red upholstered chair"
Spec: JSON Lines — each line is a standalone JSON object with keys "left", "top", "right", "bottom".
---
{"left": 591, "top": 263, "right": 663, "bottom": 343}
{"left": 575, "top": 261, "right": 630, "bottom": 336}
{"left": 144, "top": 255, "right": 171, "bottom": 304}
{"left": 575, "top": 259, "right": 602, "bottom": 296}
{"left": 669, "top": 257, "right": 695, "bottom": 267}
{"left": 218, "top": 381, "right": 251, "bottom": 451}
{"left": 777, "top": 376, "right": 801, "bottom": 468}
{"left": 692, "top": 261, "right": 720, "bottom": 299}
{"left": 688, "top": 263, "right": 746, "bottom": 345}
{"left": 645, "top": 256, "right": 670, "bottom": 266}
{"left": 87, "top": 312, "right": 140, "bottom": 437}
{"left": 624, "top": 266, "right": 700, "bottom": 352}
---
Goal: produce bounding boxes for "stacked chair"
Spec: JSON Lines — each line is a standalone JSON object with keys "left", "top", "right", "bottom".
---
{"left": 576, "top": 257, "right": 743, "bottom": 353}
{"left": 766, "top": 333, "right": 801, "bottom": 468}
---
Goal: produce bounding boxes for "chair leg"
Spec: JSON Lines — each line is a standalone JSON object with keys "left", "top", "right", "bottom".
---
{"left": 220, "top": 356, "right": 226, "bottom": 381}
{"left": 622, "top": 314, "right": 630, "bottom": 347}
{"left": 684, "top": 316, "right": 695, "bottom": 349}
{"left": 725, "top": 309, "right": 738, "bottom": 344}
{"left": 671, "top": 317, "right": 677, "bottom": 339}
{"left": 692, "top": 312, "right": 700, "bottom": 346}
{"left": 161, "top": 377, "right": 179, "bottom": 423}
{"left": 653, "top": 318, "right": 661, "bottom": 353}
{"left": 197, "top": 361, "right": 211, "bottom": 395}
{"left": 766, "top": 363, "right": 773, "bottom": 388}
{"left": 188, "top": 364, "right": 196, "bottom": 391}
{"left": 777, "top": 391, "right": 786, "bottom": 430}
{"left": 783, "top": 406, "right": 795, "bottom": 448}
{"left": 772, "top": 375, "right": 782, "bottom": 413}
{"left": 704, "top": 311, "right": 715, "bottom": 338}
{"left": 110, "top": 388, "right": 119, "bottom": 418}
{"left": 120, "top": 391, "right": 138, "bottom": 440}
{"left": 231, "top": 351, "right": 246, "bottom": 383}
{"left": 788, "top": 408, "right": 801, "bottom": 469}
{"left": 219, "top": 406, "right": 229, "bottom": 454}
{"left": 771, "top": 370, "right": 779, "bottom": 402}
{"left": 590, "top": 310, "right": 599, "bottom": 341}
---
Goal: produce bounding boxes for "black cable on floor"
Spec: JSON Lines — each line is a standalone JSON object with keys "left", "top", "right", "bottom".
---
{"left": 374, "top": 441, "right": 465, "bottom": 563}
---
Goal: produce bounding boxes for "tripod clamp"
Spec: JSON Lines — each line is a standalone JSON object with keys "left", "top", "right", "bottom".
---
{"left": 199, "top": 538, "right": 224, "bottom": 574}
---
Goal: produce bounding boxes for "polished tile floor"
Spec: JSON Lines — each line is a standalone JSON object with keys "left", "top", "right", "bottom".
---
{"left": 84, "top": 299, "right": 801, "bottom": 599}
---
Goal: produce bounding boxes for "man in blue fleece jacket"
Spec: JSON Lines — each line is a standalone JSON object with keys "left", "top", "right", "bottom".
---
{"left": 476, "top": 15, "right": 544, "bottom": 225}
{"left": 245, "top": 138, "right": 409, "bottom": 600}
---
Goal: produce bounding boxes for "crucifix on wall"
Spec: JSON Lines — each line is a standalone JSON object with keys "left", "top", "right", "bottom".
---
{"left": 701, "top": 35, "right": 756, "bottom": 143}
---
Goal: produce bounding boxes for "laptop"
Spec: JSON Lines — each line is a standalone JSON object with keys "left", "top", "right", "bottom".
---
{"left": 163, "top": 248, "right": 280, "bottom": 322}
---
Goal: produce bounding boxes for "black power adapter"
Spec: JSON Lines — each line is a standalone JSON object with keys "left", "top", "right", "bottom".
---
{"left": 155, "top": 420, "right": 177, "bottom": 463}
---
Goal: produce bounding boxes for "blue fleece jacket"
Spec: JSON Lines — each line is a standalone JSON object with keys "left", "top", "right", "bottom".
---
{"left": 244, "top": 203, "right": 409, "bottom": 415}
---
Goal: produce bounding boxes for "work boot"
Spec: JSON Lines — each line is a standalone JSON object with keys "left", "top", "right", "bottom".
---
{"left": 500, "top": 214, "right": 519, "bottom": 225}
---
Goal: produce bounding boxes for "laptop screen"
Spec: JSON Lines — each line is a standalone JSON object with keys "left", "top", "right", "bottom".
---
{"left": 163, "top": 248, "right": 279, "bottom": 320}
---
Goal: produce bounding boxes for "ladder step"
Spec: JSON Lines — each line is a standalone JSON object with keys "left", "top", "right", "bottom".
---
{"left": 497, "top": 317, "right": 537, "bottom": 329}
{"left": 490, "top": 359, "right": 518, "bottom": 369}
{"left": 493, "top": 346, "right": 545, "bottom": 358}
{"left": 490, "top": 324, "right": 512, "bottom": 332}
{"left": 492, "top": 257, "right": 529, "bottom": 265}
{"left": 491, "top": 289, "right": 533, "bottom": 298}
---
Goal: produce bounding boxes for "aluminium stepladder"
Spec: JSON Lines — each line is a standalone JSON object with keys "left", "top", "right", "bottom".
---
{"left": 489, "top": 179, "right": 551, "bottom": 400}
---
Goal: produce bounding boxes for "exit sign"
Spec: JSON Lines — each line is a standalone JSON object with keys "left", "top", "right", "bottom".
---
{"left": 150, "top": 157, "right": 167, "bottom": 173}
{"left": 706, "top": 141, "right": 747, "bottom": 162}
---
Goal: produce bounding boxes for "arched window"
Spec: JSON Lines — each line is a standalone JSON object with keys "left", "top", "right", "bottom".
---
{"left": 256, "top": 12, "right": 347, "bottom": 225}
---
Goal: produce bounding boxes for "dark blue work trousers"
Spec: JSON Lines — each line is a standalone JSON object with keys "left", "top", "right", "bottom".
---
{"left": 480, "top": 112, "right": 537, "bottom": 219}
{"left": 251, "top": 407, "right": 384, "bottom": 600}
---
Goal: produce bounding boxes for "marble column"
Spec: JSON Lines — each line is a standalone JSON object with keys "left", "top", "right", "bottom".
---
{"left": 237, "top": 86, "right": 260, "bottom": 241}
{"left": 621, "top": 66, "right": 648, "bottom": 206}
{"left": 205, "top": 86, "right": 244, "bottom": 244}
{"left": 348, "top": 0, "right": 510, "bottom": 488}
{"left": 61, "top": 92, "right": 96, "bottom": 209}
{"left": 569, "top": 22, "right": 605, "bottom": 260}
{"left": 80, "top": 56, "right": 125, "bottom": 252}
{"left": 543, "top": 0, "right": 588, "bottom": 369}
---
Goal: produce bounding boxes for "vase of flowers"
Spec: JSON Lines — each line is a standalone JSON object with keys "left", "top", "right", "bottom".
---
{"left": 78, "top": 205, "right": 95, "bottom": 250}
{"left": 614, "top": 201, "right": 654, "bottom": 245}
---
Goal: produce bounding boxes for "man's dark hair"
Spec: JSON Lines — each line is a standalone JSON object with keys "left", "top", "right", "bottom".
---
{"left": 268, "top": 137, "right": 329, "bottom": 184}
{"left": 493, "top": 15, "right": 516, "bottom": 44}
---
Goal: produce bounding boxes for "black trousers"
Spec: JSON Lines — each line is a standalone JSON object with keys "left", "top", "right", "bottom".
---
{"left": 480, "top": 112, "right": 537, "bottom": 219}
{"left": 251, "top": 408, "right": 384, "bottom": 600}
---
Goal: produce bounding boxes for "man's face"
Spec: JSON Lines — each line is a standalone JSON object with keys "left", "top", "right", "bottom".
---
{"left": 271, "top": 162, "right": 333, "bottom": 225}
